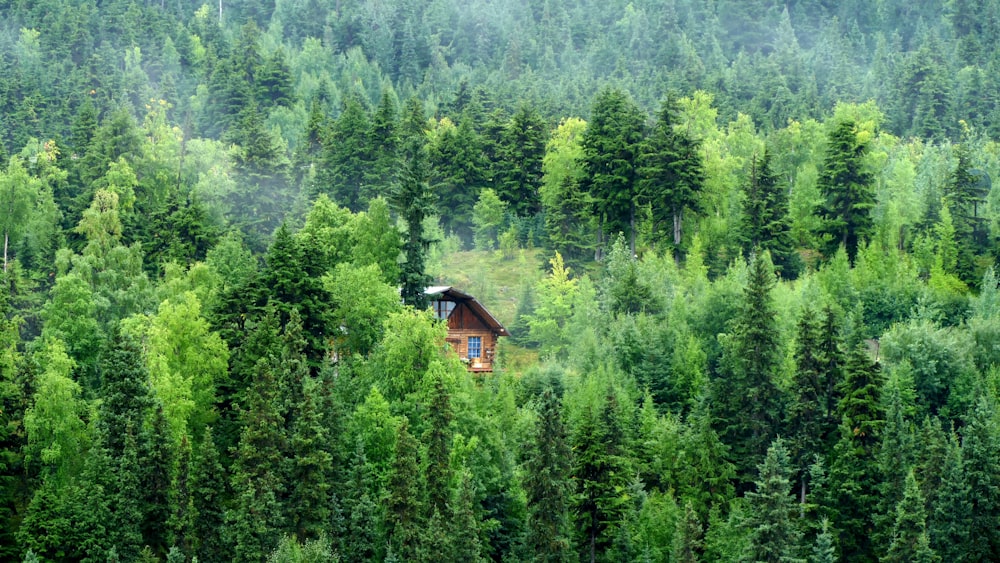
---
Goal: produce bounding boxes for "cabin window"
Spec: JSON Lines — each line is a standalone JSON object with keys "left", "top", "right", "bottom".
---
{"left": 432, "top": 300, "right": 456, "bottom": 320}
{"left": 467, "top": 336, "right": 482, "bottom": 359}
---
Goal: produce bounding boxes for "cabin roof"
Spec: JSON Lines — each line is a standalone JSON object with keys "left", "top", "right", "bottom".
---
{"left": 424, "top": 286, "right": 508, "bottom": 336}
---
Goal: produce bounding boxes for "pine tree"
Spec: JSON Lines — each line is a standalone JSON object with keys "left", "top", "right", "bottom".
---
{"left": 423, "top": 369, "right": 453, "bottom": 517}
{"left": 962, "top": 395, "right": 1000, "bottom": 563}
{"left": 742, "top": 438, "right": 805, "bottom": 563}
{"left": 828, "top": 323, "right": 883, "bottom": 563}
{"left": 817, "top": 120, "right": 876, "bottom": 263}
{"left": 525, "top": 387, "right": 573, "bottom": 562}
{"left": 883, "top": 471, "right": 939, "bottom": 563}
{"left": 345, "top": 440, "right": 382, "bottom": 562}
{"left": 811, "top": 519, "right": 836, "bottom": 563}
{"left": 287, "top": 375, "right": 333, "bottom": 542}
{"left": 786, "top": 305, "right": 825, "bottom": 501}
{"left": 226, "top": 359, "right": 287, "bottom": 562}
{"left": 386, "top": 420, "right": 423, "bottom": 561}
{"left": 168, "top": 435, "right": 195, "bottom": 559}
{"left": 452, "top": 470, "right": 488, "bottom": 563}
{"left": 140, "top": 404, "right": 175, "bottom": 557}
{"left": 495, "top": 103, "right": 547, "bottom": 217}
{"left": 317, "top": 94, "right": 372, "bottom": 211}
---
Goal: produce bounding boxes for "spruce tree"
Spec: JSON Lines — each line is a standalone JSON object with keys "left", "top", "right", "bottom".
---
{"left": 739, "top": 150, "right": 800, "bottom": 277}
{"left": 786, "top": 305, "right": 825, "bottom": 501}
{"left": 385, "top": 419, "right": 423, "bottom": 561}
{"left": 287, "top": 374, "right": 333, "bottom": 542}
{"left": 423, "top": 369, "right": 453, "bottom": 517}
{"left": 742, "top": 438, "right": 805, "bottom": 563}
{"left": 452, "top": 470, "right": 488, "bottom": 563}
{"left": 640, "top": 95, "right": 704, "bottom": 252}
{"left": 580, "top": 87, "right": 646, "bottom": 255}
{"left": 817, "top": 120, "right": 876, "bottom": 263}
{"left": 525, "top": 387, "right": 573, "bottom": 562}
{"left": 192, "top": 427, "right": 228, "bottom": 563}
{"left": 671, "top": 501, "right": 704, "bottom": 563}
{"left": 496, "top": 103, "right": 547, "bottom": 217}
{"left": 571, "top": 390, "right": 632, "bottom": 563}
{"left": 712, "top": 252, "right": 785, "bottom": 484}
{"left": 927, "top": 432, "right": 971, "bottom": 563}
{"left": 962, "top": 395, "right": 1000, "bottom": 563}
{"left": 168, "top": 435, "right": 194, "bottom": 559}
{"left": 392, "top": 98, "right": 434, "bottom": 309}
{"left": 883, "top": 471, "right": 939, "bottom": 563}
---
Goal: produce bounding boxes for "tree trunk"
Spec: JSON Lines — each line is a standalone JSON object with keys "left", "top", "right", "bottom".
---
{"left": 673, "top": 208, "right": 683, "bottom": 247}
{"left": 629, "top": 200, "right": 636, "bottom": 257}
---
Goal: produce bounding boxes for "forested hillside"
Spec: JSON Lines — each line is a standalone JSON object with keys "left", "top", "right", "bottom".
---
{"left": 2, "top": 1, "right": 1000, "bottom": 562}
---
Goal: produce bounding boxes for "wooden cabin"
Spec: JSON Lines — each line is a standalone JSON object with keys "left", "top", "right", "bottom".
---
{"left": 426, "top": 286, "right": 508, "bottom": 372}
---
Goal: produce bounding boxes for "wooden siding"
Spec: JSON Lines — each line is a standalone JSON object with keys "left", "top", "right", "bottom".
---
{"left": 446, "top": 301, "right": 491, "bottom": 332}
{"left": 447, "top": 328, "right": 498, "bottom": 371}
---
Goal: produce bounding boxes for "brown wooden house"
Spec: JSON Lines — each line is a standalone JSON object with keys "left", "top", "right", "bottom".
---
{"left": 426, "top": 286, "right": 508, "bottom": 372}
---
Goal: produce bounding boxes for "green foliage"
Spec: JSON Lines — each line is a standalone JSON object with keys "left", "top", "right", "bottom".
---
{"left": 742, "top": 438, "right": 804, "bottom": 563}
{"left": 472, "top": 188, "right": 507, "bottom": 251}
{"left": 817, "top": 120, "right": 876, "bottom": 263}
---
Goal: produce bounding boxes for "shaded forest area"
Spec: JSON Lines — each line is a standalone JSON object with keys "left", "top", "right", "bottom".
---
{"left": 1, "top": 1, "right": 1000, "bottom": 562}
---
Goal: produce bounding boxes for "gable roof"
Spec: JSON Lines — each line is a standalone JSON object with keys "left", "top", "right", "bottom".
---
{"left": 425, "top": 286, "right": 508, "bottom": 336}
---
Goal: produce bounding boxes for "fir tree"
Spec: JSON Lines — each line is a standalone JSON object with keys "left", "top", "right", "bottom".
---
{"left": 525, "top": 387, "right": 573, "bottom": 562}
{"left": 391, "top": 98, "right": 434, "bottom": 309}
{"left": 385, "top": 419, "right": 423, "bottom": 561}
{"left": 817, "top": 120, "right": 876, "bottom": 263}
{"left": 713, "top": 252, "right": 785, "bottom": 484}
{"left": 423, "top": 369, "right": 453, "bottom": 517}
{"left": 287, "top": 374, "right": 333, "bottom": 542}
{"left": 640, "top": 95, "right": 704, "bottom": 252}
{"left": 580, "top": 87, "right": 646, "bottom": 255}
{"left": 786, "top": 305, "right": 826, "bottom": 501}
{"left": 571, "top": 390, "right": 632, "bottom": 563}
{"left": 739, "top": 150, "right": 800, "bottom": 277}
{"left": 883, "top": 471, "right": 939, "bottom": 563}
{"left": 927, "top": 432, "right": 971, "bottom": 563}
{"left": 191, "top": 428, "right": 228, "bottom": 563}
{"left": 742, "top": 438, "right": 805, "bottom": 563}
{"left": 962, "top": 396, "right": 1000, "bottom": 563}
{"left": 671, "top": 501, "right": 704, "bottom": 563}
{"left": 168, "top": 435, "right": 195, "bottom": 559}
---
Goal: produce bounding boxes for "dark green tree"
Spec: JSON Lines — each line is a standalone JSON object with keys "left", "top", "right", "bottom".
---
{"left": 316, "top": 94, "right": 372, "bottom": 211}
{"left": 786, "top": 305, "right": 830, "bottom": 503}
{"left": 287, "top": 374, "right": 333, "bottom": 542}
{"left": 495, "top": 103, "right": 547, "bottom": 217}
{"left": 525, "top": 387, "right": 573, "bottom": 562}
{"left": 883, "top": 471, "right": 938, "bottom": 563}
{"left": 429, "top": 112, "right": 489, "bottom": 241}
{"left": 571, "top": 390, "right": 632, "bottom": 563}
{"left": 962, "top": 396, "right": 1000, "bottom": 563}
{"left": 712, "top": 252, "right": 785, "bottom": 483}
{"left": 817, "top": 120, "right": 876, "bottom": 263}
{"left": 192, "top": 427, "right": 228, "bottom": 563}
{"left": 385, "top": 419, "right": 423, "bottom": 561}
{"left": 391, "top": 99, "right": 434, "bottom": 310}
{"left": 742, "top": 438, "right": 804, "bottom": 563}
{"left": 739, "top": 150, "right": 800, "bottom": 277}
{"left": 580, "top": 87, "right": 646, "bottom": 255}
{"left": 671, "top": 501, "right": 704, "bottom": 563}
{"left": 927, "top": 432, "right": 971, "bottom": 563}
{"left": 423, "top": 369, "right": 453, "bottom": 518}
{"left": 640, "top": 95, "right": 704, "bottom": 253}
{"left": 168, "top": 436, "right": 195, "bottom": 559}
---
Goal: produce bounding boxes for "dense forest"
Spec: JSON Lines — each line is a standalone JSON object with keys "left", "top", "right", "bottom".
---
{"left": 2, "top": 0, "right": 1000, "bottom": 561}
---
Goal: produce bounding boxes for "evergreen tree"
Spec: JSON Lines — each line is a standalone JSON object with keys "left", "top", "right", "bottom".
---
{"left": 817, "top": 120, "right": 876, "bottom": 263}
{"left": 226, "top": 359, "right": 287, "bottom": 562}
{"left": 140, "top": 404, "right": 175, "bottom": 557}
{"left": 495, "top": 103, "right": 547, "bottom": 217}
{"left": 962, "top": 395, "right": 1000, "bottom": 563}
{"left": 786, "top": 305, "right": 826, "bottom": 500}
{"left": 571, "top": 390, "right": 632, "bottom": 563}
{"left": 580, "top": 87, "right": 646, "bottom": 255}
{"left": 287, "top": 375, "right": 333, "bottom": 542}
{"left": 452, "top": 470, "right": 488, "bottom": 563}
{"left": 927, "top": 432, "right": 971, "bottom": 563}
{"left": 385, "top": 420, "right": 423, "bottom": 561}
{"left": 423, "top": 368, "right": 453, "bottom": 517}
{"left": 811, "top": 519, "right": 836, "bottom": 563}
{"left": 317, "top": 94, "right": 372, "bottom": 211}
{"left": 191, "top": 427, "right": 228, "bottom": 563}
{"left": 742, "top": 438, "right": 804, "bottom": 563}
{"left": 367, "top": 89, "right": 400, "bottom": 199}
{"left": 168, "top": 436, "right": 195, "bottom": 559}
{"left": 739, "top": 150, "right": 800, "bottom": 277}
{"left": 525, "top": 387, "right": 573, "bottom": 562}
{"left": 671, "top": 501, "right": 704, "bottom": 563}
{"left": 828, "top": 326, "right": 883, "bottom": 563}
{"left": 429, "top": 112, "right": 489, "bottom": 241}
{"left": 640, "top": 95, "right": 705, "bottom": 252}
{"left": 712, "top": 252, "right": 785, "bottom": 483}
{"left": 883, "top": 471, "right": 939, "bottom": 563}
{"left": 392, "top": 98, "right": 434, "bottom": 309}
